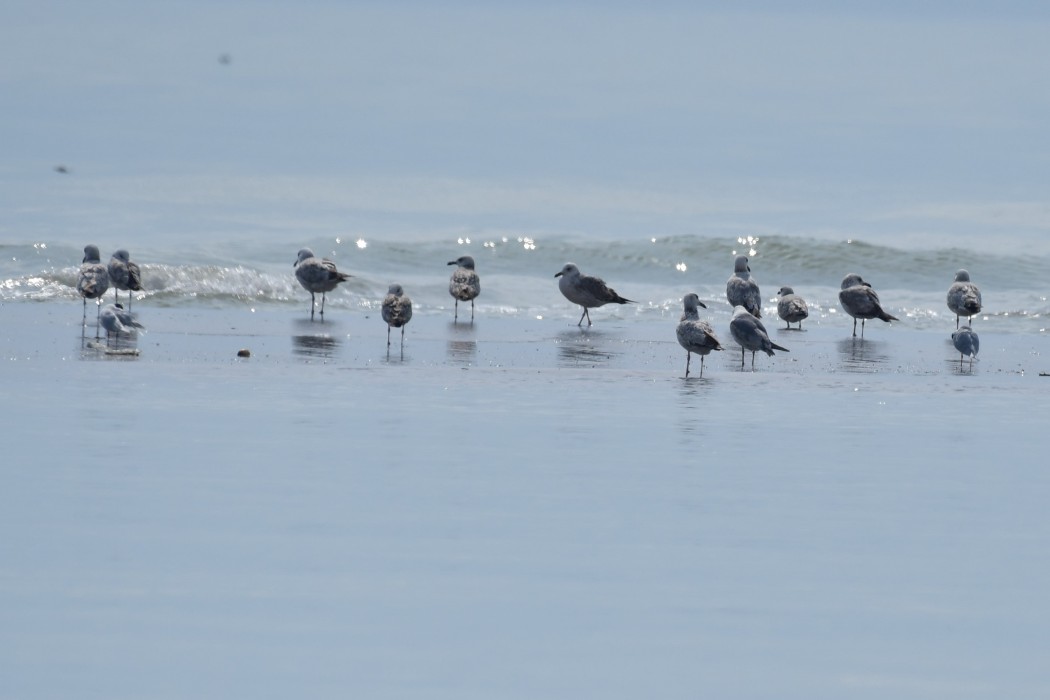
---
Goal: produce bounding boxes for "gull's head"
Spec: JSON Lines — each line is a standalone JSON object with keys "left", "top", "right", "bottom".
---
{"left": 448, "top": 255, "right": 475, "bottom": 269}
{"left": 954, "top": 269, "right": 971, "bottom": 282}
{"left": 778, "top": 286, "right": 795, "bottom": 297}
{"left": 112, "top": 249, "right": 131, "bottom": 263}
{"left": 83, "top": 244, "right": 101, "bottom": 263}
{"left": 733, "top": 255, "right": 750, "bottom": 273}
{"left": 387, "top": 283, "right": 404, "bottom": 297}
{"left": 683, "top": 293, "right": 706, "bottom": 312}
{"left": 731, "top": 305, "right": 751, "bottom": 318}
{"left": 295, "top": 248, "right": 314, "bottom": 266}
{"left": 555, "top": 263, "right": 579, "bottom": 278}
{"left": 841, "top": 273, "right": 867, "bottom": 289}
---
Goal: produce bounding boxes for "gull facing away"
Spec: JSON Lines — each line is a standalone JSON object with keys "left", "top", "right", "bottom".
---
{"left": 947, "top": 269, "right": 982, "bottom": 329}
{"left": 107, "top": 249, "right": 143, "bottom": 311}
{"left": 838, "top": 273, "right": 898, "bottom": 337}
{"left": 676, "top": 293, "right": 723, "bottom": 378}
{"left": 77, "top": 244, "right": 110, "bottom": 336}
{"left": 726, "top": 255, "right": 762, "bottom": 318}
{"left": 555, "top": 263, "right": 634, "bottom": 327}
{"left": 952, "top": 327, "right": 979, "bottom": 369}
{"left": 729, "top": 305, "right": 788, "bottom": 369}
{"left": 447, "top": 256, "right": 480, "bottom": 322}
{"left": 294, "top": 248, "right": 350, "bottom": 321}
{"left": 777, "top": 286, "right": 809, "bottom": 329}
{"left": 381, "top": 283, "right": 413, "bottom": 353}
{"left": 99, "top": 303, "right": 144, "bottom": 347}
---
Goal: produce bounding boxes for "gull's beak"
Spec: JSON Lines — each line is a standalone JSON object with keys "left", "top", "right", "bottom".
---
{"left": 447, "top": 260, "right": 456, "bottom": 266}
{"left": 698, "top": 300, "right": 707, "bottom": 308}
{"left": 554, "top": 271, "right": 563, "bottom": 277}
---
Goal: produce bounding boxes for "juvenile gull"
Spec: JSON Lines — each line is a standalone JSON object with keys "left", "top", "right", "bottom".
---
{"left": 776, "top": 286, "right": 809, "bottom": 329}
{"left": 726, "top": 255, "right": 762, "bottom": 318}
{"left": 107, "top": 249, "right": 143, "bottom": 311}
{"left": 555, "top": 262, "right": 634, "bottom": 327}
{"left": 729, "top": 305, "right": 788, "bottom": 369}
{"left": 838, "top": 273, "right": 898, "bottom": 337}
{"left": 99, "top": 303, "right": 144, "bottom": 347}
{"left": 447, "top": 255, "right": 480, "bottom": 322}
{"left": 947, "top": 269, "right": 982, "bottom": 329}
{"left": 294, "top": 248, "right": 350, "bottom": 321}
{"left": 951, "top": 327, "right": 979, "bottom": 369}
{"left": 676, "top": 293, "right": 723, "bottom": 377}
{"left": 77, "top": 244, "right": 110, "bottom": 335}
{"left": 381, "top": 283, "right": 413, "bottom": 353}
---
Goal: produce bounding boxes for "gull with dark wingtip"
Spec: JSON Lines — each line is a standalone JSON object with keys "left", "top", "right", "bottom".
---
{"left": 447, "top": 256, "right": 480, "bottom": 322}
{"left": 107, "top": 249, "right": 143, "bottom": 311}
{"left": 729, "top": 305, "right": 788, "bottom": 369}
{"left": 952, "top": 326, "right": 979, "bottom": 369}
{"left": 294, "top": 248, "right": 350, "bottom": 321}
{"left": 947, "top": 269, "right": 982, "bottom": 329}
{"left": 555, "top": 263, "right": 633, "bottom": 327}
{"left": 776, "top": 286, "right": 809, "bottom": 329}
{"left": 100, "top": 303, "right": 144, "bottom": 347}
{"left": 839, "top": 273, "right": 897, "bottom": 337}
{"left": 676, "top": 293, "right": 723, "bottom": 377}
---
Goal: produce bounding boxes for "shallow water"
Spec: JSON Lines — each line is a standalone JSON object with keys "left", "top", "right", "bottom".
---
{"left": 3, "top": 304, "right": 1049, "bottom": 698}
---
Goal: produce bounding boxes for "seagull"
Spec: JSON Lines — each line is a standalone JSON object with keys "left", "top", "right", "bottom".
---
{"left": 99, "top": 303, "right": 144, "bottom": 347}
{"left": 726, "top": 255, "right": 762, "bottom": 318}
{"left": 381, "top": 283, "right": 413, "bottom": 354}
{"left": 729, "top": 305, "right": 788, "bottom": 369}
{"left": 555, "top": 263, "right": 634, "bottom": 327}
{"left": 776, "top": 286, "right": 809, "bottom": 329}
{"left": 107, "top": 249, "right": 143, "bottom": 311}
{"left": 676, "top": 293, "right": 723, "bottom": 377}
{"left": 294, "top": 248, "right": 350, "bottom": 321}
{"left": 951, "top": 327, "right": 979, "bottom": 369}
{"left": 947, "top": 269, "right": 982, "bottom": 329}
{"left": 838, "top": 273, "right": 898, "bottom": 337}
{"left": 77, "top": 244, "right": 110, "bottom": 336}
{"left": 447, "top": 256, "right": 480, "bottom": 322}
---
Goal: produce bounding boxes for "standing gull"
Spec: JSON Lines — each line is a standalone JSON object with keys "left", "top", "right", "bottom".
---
{"left": 99, "top": 303, "right": 144, "bottom": 347}
{"left": 381, "top": 283, "right": 413, "bottom": 354}
{"left": 776, "top": 286, "right": 809, "bottom": 329}
{"left": 555, "top": 263, "right": 634, "bottom": 327}
{"left": 447, "top": 255, "right": 480, "bottom": 322}
{"left": 726, "top": 255, "right": 762, "bottom": 318}
{"left": 107, "top": 249, "right": 143, "bottom": 311}
{"left": 838, "top": 273, "right": 898, "bottom": 337}
{"left": 951, "top": 327, "right": 979, "bottom": 369}
{"left": 294, "top": 248, "right": 350, "bottom": 321}
{"left": 729, "top": 305, "right": 788, "bottom": 369}
{"left": 77, "top": 244, "right": 110, "bottom": 336}
{"left": 947, "top": 269, "right": 982, "bottom": 328}
{"left": 676, "top": 293, "right": 723, "bottom": 377}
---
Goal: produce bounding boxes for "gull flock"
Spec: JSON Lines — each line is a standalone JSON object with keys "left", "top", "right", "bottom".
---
{"left": 75, "top": 246, "right": 983, "bottom": 372}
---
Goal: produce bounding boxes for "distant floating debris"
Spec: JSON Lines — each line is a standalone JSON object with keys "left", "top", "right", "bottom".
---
{"left": 54, "top": 165, "right": 69, "bottom": 174}
{"left": 219, "top": 53, "right": 232, "bottom": 65}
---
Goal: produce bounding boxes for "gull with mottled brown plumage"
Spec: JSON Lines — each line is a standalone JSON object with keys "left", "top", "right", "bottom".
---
{"left": 295, "top": 248, "right": 350, "bottom": 321}
{"left": 947, "top": 269, "right": 982, "bottom": 329}
{"left": 77, "top": 244, "right": 110, "bottom": 336}
{"left": 726, "top": 255, "right": 762, "bottom": 318}
{"left": 381, "top": 283, "right": 413, "bottom": 354}
{"left": 447, "top": 255, "right": 480, "bottom": 322}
